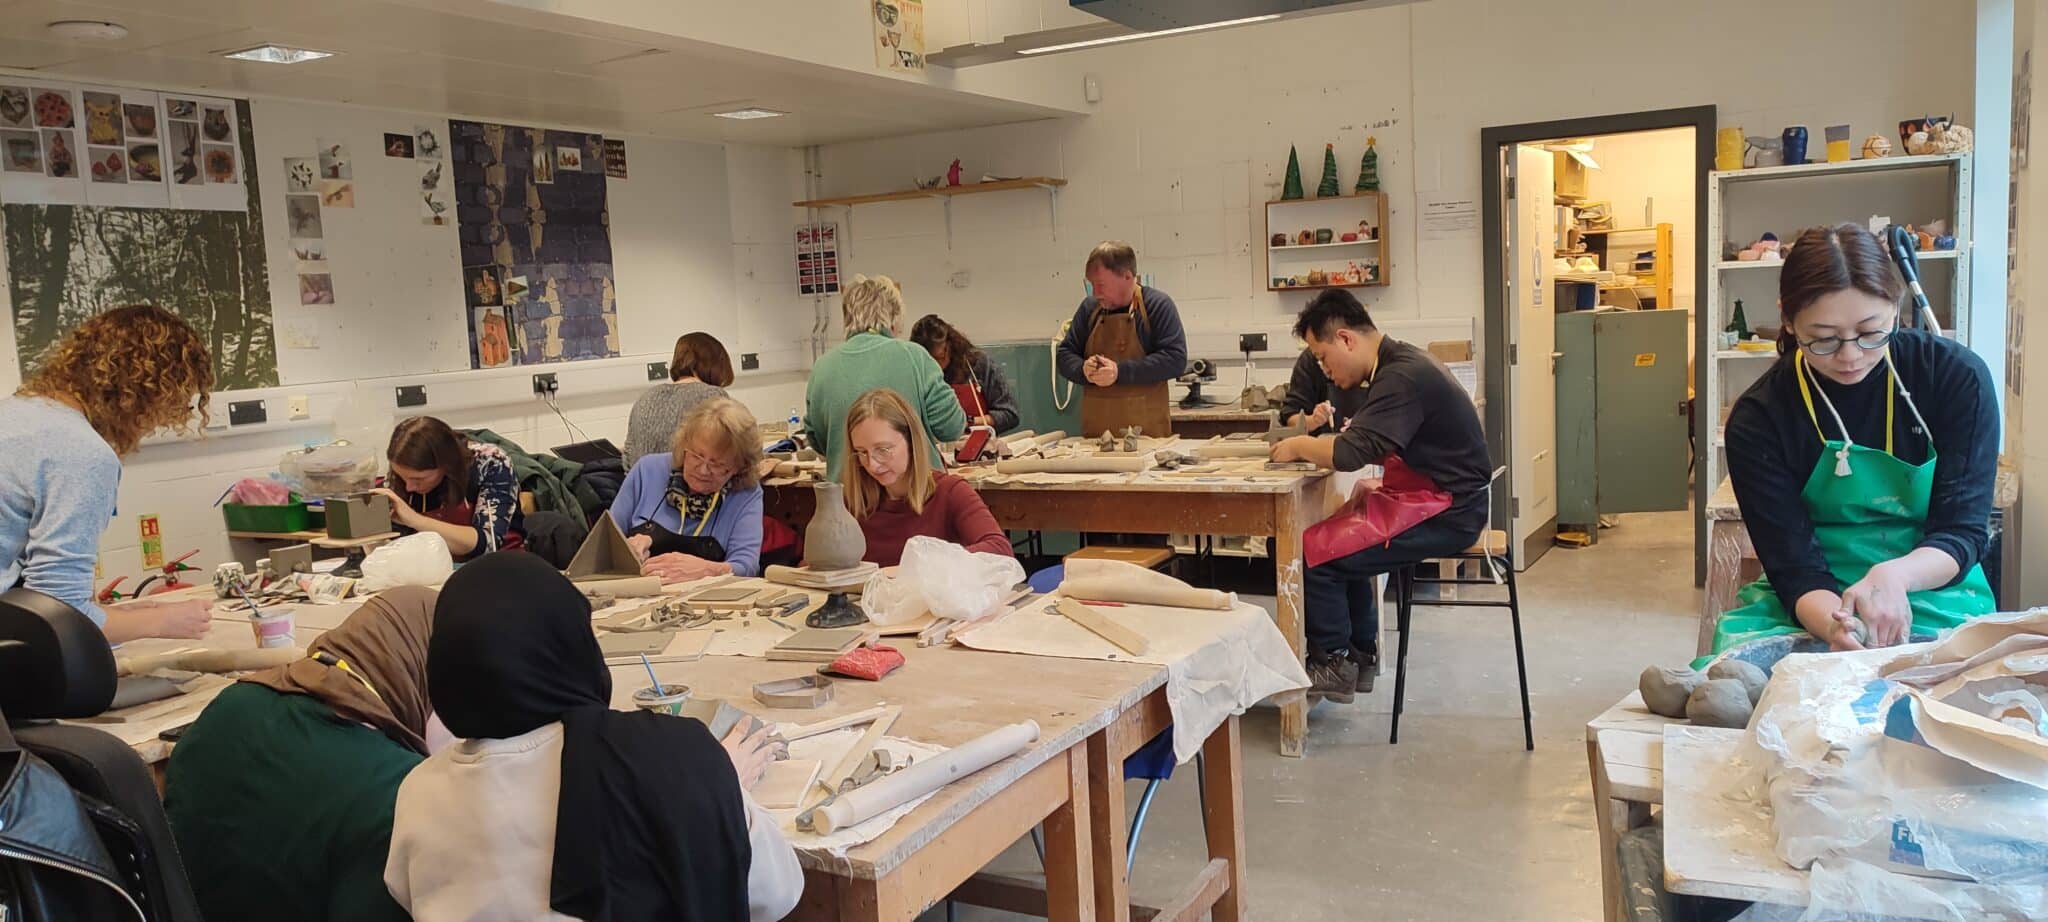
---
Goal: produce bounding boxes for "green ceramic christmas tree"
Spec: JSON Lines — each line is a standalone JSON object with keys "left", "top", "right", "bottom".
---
{"left": 1281, "top": 146, "right": 1304, "bottom": 200}
{"left": 1316, "top": 144, "right": 1341, "bottom": 197}
{"left": 1356, "top": 136, "right": 1380, "bottom": 192}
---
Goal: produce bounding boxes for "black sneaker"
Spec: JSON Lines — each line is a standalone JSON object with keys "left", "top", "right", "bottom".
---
{"left": 1306, "top": 650, "right": 1359, "bottom": 704}
{"left": 1353, "top": 648, "right": 1378, "bottom": 693}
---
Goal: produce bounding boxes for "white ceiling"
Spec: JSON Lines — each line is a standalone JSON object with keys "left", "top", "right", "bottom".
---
{"left": 0, "top": 0, "right": 1075, "bottom": 146}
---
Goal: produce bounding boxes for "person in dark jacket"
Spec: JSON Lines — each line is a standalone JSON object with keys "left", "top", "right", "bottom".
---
{"left": 1713, "top": 224, "right": 1997, "bottom": 660}
{"left": 910, "top": 314, "right": 1021, "bottom": 434}
{"left": 1055, "top": 242, "right": 1188, "bottom": 436}
{"left": 1279, "top": 348, "right": 1369, "bottom": 435}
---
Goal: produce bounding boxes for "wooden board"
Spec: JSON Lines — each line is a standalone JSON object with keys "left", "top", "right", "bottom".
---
{"left": 1052, "top": 598, "right": 1150, "bottom": 656}
{"left": 758, "top": 758, "right": 824, "bottom": 809}
{"left": 767, "top": 627, "right": 870, "bottom": 663}
{"left": 808, "top": 705, "right": 903, "bottom": 811}
{"left": 765, "top": 563, "right": 878, "bottom": 591}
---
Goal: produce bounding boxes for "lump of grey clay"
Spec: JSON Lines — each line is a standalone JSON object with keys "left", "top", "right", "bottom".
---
{"left": 1686, "top": 679, "right": 1755, "bottom": 729}
{"left": 1708, "top": 659, "right": 1769, "bottom": 705}
{"left": 1639, "top": 665, "right": 1704, "bottom": 719}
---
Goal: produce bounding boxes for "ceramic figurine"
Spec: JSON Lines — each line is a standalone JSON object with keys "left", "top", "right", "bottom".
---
{"left": 1905, "top": 117, "right": 1974, "bottom": 155}
{"left": 1861, "top": 134, "right": 1893, "bottom": 159}
{"left": 804, "top": 482, "right": 866, "bottom": 570}
{"left": 213, "top": 562, "right": 248, "bottom": 600}
{"left": 1281, "top": 146, "right": 1305, "bottom": 200}
{"left": 1297, "top": 230, "right": 1316, "bottom": 246}
{"left": 1340, "top": 231, "right": 1359, "bottom": 242}
{"left": 1316, "top": 143, "right": 1341, "bottom": 197}
{"left": 1934, "top": 234, "right": 1957, "bottom": 251}
{"left": 1358, "top": 219, "right": 1375, "bottom": 240}
{"left": 1916, "top": 229, "right": 1935, "bottom": 251}
{"left": 1824, "top": 125, "right": 1852, "bottom": 163}
{"left": 1272, "top": 233, "right": 1288, "bottom": 247}
{"left": 946, "top": 159, "right": 963, "bottom": 186}
{"left": 1744, "top": 136, "right": 1782, "bottom": 168}
{"left": 1307, "top": 269, "right": 1328, "bottom": 286}
{"left": 1315, "top": 228, "right": 1334, "bottom": 244}
{"left": 1781, "top": 126, "right": 1809, "bottom": 165}
{"left": 1355, "top": 136, "right": 1380, "bottom": 192}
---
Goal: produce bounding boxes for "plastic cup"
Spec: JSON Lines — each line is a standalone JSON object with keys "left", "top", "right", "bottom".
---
{"left": 632, "top": 683, "right": 691, "bottom": 716}
{"left": 250, "top": 609, "right": 296, "bottom": 649}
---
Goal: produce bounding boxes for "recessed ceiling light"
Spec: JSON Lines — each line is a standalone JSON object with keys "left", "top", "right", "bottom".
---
{"left": 1018, "top": 14, "right": 1281, "bottom": 54}
{"left": 712, "top": 108, "right": 786, "bottom": 121}
{"left": 47, "top": 20, "right": 129, "bottom": 41}
{"left": 222, "top": 44, "right": 333, "bottom": 64}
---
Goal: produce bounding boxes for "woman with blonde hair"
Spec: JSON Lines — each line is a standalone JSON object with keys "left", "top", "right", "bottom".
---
{"left": 0, "top": 305, "right": 215, "bottom": 642}
{"left": 841, "top": 388, "right": 1010, "bottom": 567}
{"left": 611, "top": 397, "right": 767, "bottom": 580}
{"left": 803, "top": 275, "right": 965, "bottom": 480}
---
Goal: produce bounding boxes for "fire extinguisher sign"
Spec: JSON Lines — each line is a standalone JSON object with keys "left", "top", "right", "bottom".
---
{"left": 139, "top": 514, "right": 164, "bottom": 570}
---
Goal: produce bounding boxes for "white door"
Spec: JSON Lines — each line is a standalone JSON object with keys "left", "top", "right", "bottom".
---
{"left": 1507, "top": 144, "right": 1557, "bottom": 567}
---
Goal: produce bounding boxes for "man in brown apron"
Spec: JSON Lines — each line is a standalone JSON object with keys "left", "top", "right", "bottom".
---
{"left": 1057, "top": 241, "right": 1188, "bottom": 436}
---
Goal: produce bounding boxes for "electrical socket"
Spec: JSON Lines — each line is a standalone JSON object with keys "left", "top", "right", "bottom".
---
{"left": 646, "top": 361, "right": 669, "bottom": 381}
{"left": 395, "top": 385, "right": 427, "bottom": 408}
{"left": 531, "top": 373, "right": 559, "bottom": 396}
{"left": 1239, "top": 333, "right": 1269, "bottom": 354}
{"left": 741, "top": 353, "right": 760, "bottom": 371}
{"left": 228, "top": 400, "right": 267, "bottom": 426}
{"left": 287, "top": 395, "right": 310, "bottom": 419}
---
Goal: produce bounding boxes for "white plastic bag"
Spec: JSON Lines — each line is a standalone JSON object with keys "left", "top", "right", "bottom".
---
{"left": 858, "top": 536, "right": 1025, "bottom": 625}
{"left": 356, "top": 532, "right": 453, "bottom": 592}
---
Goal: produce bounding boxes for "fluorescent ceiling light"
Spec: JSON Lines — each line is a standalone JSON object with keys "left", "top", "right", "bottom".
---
{"left": 1018, "top": 14, "right": 1281, "bottom": 55}
{"left": 222, "top": 44, "right": 333, "bottom": 64}
{"left": 713, "top": 108, "right": 787, "bottom": 120}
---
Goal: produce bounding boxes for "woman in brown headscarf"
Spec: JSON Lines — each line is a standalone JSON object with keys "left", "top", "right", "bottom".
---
{"left": 164, "top": 587, "right": 440, "bottom": 922}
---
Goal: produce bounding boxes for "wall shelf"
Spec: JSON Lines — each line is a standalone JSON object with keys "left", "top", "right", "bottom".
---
{"left": 1711, "top": 152, "right": 1967, "bottom": 184}
{"left": 1264, "top": 190, "right": 1390, "bottom": 289}
{"left": 794, "top": 177, "right": 1068, "bottom": 250}
{"left": 1269, "top": 239, "right": 1381, "bottom": 251}
{"left": 1715, "top": 249, "right": 1959, "bottom": 272}
{"left": 1267, "top": 281, "right": 1376, "bottom": 293}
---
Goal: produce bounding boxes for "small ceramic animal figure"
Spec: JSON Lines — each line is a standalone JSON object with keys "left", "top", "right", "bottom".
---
{"left": 1905, "top": 117, "right": 1974, "bottom": 155}
{"left": 1861, "top": 134, "right": 1893, "bottom": 159}
{"left": 83, "top": 99, "right": 118, "bottom": 145}
{"left": 946, "top": 159, "right": 963, "bottom": 186}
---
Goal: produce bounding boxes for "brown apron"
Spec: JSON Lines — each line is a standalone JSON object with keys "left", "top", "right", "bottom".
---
{"left": 1079, "top": 287, "right": 1172, "bottom": 436}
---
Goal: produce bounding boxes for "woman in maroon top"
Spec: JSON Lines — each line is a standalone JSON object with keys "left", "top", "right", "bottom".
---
{"left": 840, "top": 388, "right": 1012, "bottom": 567}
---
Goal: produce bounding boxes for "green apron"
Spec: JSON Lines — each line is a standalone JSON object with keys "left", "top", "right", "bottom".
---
{"left": 1703, "top": 351, "right": 1994, "bottom": 666}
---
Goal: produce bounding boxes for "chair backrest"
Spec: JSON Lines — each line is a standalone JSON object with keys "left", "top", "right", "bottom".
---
{"left": 0, "top": 587, "right": 116, "bottom": 719}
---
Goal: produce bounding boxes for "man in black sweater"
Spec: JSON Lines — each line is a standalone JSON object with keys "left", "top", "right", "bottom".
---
{"left": 1271, "top": 290, "right": 1491, "bottom": 701}
{"left": 1279, "top": 348, "right": 1369, "bottom": 435}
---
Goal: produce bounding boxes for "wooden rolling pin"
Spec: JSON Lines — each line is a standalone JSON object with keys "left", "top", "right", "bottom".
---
{"left": 808, "top": 721, "right": 1040, "bottom": 834}
{"left": 995, "top": 456, "right": 1146, "bottom": 474}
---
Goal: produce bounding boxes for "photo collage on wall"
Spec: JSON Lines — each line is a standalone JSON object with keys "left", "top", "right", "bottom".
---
{"left": 0, "top": 83, "right": 244, "bottom": 210}
{"left": 796, "top": 223, "right": 841, "bottom": 296}
{"left": 280, "top": 138, "right": 350, "bottom": 306}
{"left": 386, "top": 122, "right": 451, "bottom": 225}
{"left": 450, "top": 118, "right": 617, "bottom": 369}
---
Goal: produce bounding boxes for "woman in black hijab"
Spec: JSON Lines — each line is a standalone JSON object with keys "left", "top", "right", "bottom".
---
{"left": 383, "top": 552, "right": 802, "bottom": 922}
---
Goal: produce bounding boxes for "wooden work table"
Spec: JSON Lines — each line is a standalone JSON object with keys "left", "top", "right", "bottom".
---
{"left": 92, "top": 585, "right": 1254, "bottom": 922}
{"left": 765, "top": 466, "right": 1336, "bottom": 758}
{"left": 1169, "top": 405, "right": 1276, "bottom": 440}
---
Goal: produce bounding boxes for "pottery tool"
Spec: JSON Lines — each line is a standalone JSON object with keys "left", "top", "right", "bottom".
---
{"left": 639, "top": 653, "right": 662, "bottom": 691}
{"left": 752, "top": 674, "right": 834, "bottom": 709}
{"left": 801, "top": 705, "right": 901, "bottom": 814}
{"left": 806, "top": 721, "right": 1040, "bottom": 834}
{"left": 755, "top": 759, "right": 823, "bottom": 810}
{"left": 783, "top": 704, "right": 893, "bottom": 742}
{"left": 1051, "top": 598, "right": 1150, "bottom": 656}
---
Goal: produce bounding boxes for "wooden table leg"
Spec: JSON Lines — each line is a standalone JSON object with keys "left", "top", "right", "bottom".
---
{"left": 1201, "top": 715, "right": 1247, "bottom": 922}
{"left": 1587, "top": 738, "right": 1621, "bottom": 922}
{"left": 1086, "top": 729, "right": 1132, "bottom": 922}
{"left": 1043, "top": 747, "right": 1097, "bottom": 922}
{"left": 1272, "top": 491, "right": 1310, "bottom": 758}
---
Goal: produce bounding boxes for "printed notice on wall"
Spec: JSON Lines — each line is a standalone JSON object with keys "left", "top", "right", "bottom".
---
{"left": 1421, "top": 196, "right": 1478, "bottom": 240}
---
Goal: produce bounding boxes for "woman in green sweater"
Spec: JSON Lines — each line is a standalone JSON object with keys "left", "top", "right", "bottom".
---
{"left": 804, "top": 274, "right": 966, "bottom": 479}
{"left": 165, "top": 587, "right": 440, "bottom": 922}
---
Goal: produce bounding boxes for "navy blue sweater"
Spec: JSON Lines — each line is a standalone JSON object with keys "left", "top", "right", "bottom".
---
{"left": 1055, "top": 287, "right": 1189, "bottom": 386}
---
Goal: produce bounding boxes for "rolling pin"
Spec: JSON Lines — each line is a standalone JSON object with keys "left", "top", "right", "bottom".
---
{"left": 808, "top": 721, "right": 1040, "bottom": 834}
{"left": 994, "top": 457, "right": 1147, "bottom": 474}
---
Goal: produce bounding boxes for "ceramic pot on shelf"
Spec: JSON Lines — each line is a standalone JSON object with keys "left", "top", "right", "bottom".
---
{"left": 805, "top": 481, "right": 866, "bottom": 571}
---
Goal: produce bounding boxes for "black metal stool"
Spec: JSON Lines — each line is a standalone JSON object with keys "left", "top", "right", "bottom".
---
{"left": 1388, "top": 526, "right": 1534, "bottom": 750}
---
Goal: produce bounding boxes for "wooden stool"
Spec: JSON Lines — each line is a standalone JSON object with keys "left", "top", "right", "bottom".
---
{"left": 1389, "top": 527, "right": 1534, "bottom": 751}
{"left": 1065, "top": 545, "right": 1174, "bottom": 572}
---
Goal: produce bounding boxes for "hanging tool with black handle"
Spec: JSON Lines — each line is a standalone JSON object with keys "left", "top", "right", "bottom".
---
{"left": 1884, "top": 224, "right": 1942, "bottom": 336}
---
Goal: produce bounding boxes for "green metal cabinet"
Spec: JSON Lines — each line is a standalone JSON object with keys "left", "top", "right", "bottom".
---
{"left": 984, "top": 339, "right": 1082, "bottom": 436}
{"left": 1555, "top": 308, "right": 1691, "bottom": 529}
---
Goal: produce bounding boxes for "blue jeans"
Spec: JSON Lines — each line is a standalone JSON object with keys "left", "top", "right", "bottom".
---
{"left": 1303, "top": 513, "right": 1480, "bottom": 657}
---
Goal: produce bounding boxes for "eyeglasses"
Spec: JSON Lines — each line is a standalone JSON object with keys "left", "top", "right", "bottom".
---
{"left": 852, "top": 442, "right": 901, "bottom": 466}
{"left": 683, "top": 449, "right": 737, "bottom": 479}
{"left": 1798, "top": 327, "right": 1894, "bottom": 356}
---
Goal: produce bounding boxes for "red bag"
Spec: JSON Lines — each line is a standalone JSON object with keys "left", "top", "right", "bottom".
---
{"left": 1303, "top": 454, "right": 1452, "bottom": 567}
{"left": 821, "top": 643, "right": 904, "bottom": 681}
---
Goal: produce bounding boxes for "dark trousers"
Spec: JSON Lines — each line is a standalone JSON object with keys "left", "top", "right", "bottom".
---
{"left": 1304, "top": 512, "right": 1482, "bottom": 657}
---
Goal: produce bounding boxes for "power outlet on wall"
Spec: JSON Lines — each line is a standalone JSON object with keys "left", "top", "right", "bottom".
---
{"left": 741, "top": 353, "right": 760, "bottom": 371}
{"left": 228, "top": 400, "right": 267, "bottom": 426}
{"left": 532, "top": 373, "right": 559, "bottom": 396}
{"left": 395, "top": 385, "right": 428, "bottom": 408}
{"left": 1239, "top": 333, "right": 1269, "bottom": 354}
{"left": 646, "top": 361, "right": 668, "bottom": 381}
{"left": 287, "top": 395, "right": 310, "bottom": 419}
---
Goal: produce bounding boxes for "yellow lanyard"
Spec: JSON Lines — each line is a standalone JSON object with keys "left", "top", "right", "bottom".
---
{"left": 313, "top": 651, "right": 384, "bottom": 704}
{"left": 1794, "top": 350, "right": 1894, "bottom": 455}
{"left": 684, "top": 490, "right": 721, "bottom": 537}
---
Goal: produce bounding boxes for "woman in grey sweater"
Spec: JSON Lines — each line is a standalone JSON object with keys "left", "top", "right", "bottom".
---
{"left": 624, "top": 332, "right": 733, "bottom": 467}
{"left": 910, "top": 314, "right": 1021, "bottom": 434}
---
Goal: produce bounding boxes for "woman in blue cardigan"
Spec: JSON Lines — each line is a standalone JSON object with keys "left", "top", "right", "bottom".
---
{"left": 610, "top": 398, "right": 766, "bottom": 580}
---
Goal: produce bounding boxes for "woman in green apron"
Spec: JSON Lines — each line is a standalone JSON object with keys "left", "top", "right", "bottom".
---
{"left": 1712, "top": 224, "right": 1998, "bottom": 663}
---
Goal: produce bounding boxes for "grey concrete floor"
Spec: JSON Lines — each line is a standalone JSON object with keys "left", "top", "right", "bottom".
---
{"left": 929, "top": 509, "right": 1700, "bottom": 922}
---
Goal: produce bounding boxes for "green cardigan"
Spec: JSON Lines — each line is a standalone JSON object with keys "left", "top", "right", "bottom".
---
{"left": 164, "top": 683, "right": 421, "bottom": 922}
{"left": 805, "top": 331, "right": 967, "bottom": 479}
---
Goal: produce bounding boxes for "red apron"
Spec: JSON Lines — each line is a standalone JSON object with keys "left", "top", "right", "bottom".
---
{"left": 1302, "top": 454, "right": 1451, "bottom": 567}
{"left": 418, "top": 496, "right": 524, "bottom": 556}
{"left": 949, "top": 379, "right": 987, "bottom": 423}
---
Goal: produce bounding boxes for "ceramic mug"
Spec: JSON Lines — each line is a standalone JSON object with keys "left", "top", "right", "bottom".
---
{"left": 1271, "top": 233, "right": 1287, "bottom": 247}
{"left": 213, "top": 561, "right": 248, "bottom": 600}
{"left": 1824, "top": 125, "right": 1851, "bottom": 163}
{"left": 250, "top": 609, "right": 296, "bottom": 649}
{"left": 1781, "top": 126, "right": 1809, "bottom": 165}
{"left": 1715, "top": 127, "right": 1744, "bottom": 171}
{"left": 1315, "top": 228, "right": 1333, "bottom": 245}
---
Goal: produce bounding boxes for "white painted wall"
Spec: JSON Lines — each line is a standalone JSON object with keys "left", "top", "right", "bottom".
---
{"left": 1583, "top": 128, "right": 1698, "bottom": 312}
{"left": 0, "top": 91, "right": 813, "bottom": 581}
{"left": 806, "top": 0, "right": 1970, "bottom": 395}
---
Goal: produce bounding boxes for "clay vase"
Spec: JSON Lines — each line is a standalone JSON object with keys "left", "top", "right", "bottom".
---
{"left": 805, "top": 481, "right": 866, "bottom": 571}
{"left": 1781, "top": 126, "right": 1808, "bottom": 165}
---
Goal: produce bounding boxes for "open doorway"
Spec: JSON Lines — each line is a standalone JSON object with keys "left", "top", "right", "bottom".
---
{"left": 1480, "top": 107, "right": 1714, "bottom": 571}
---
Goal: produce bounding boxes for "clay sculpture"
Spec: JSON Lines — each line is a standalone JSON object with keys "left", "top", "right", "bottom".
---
{"left": 1685, "top": 679, "right": 1755, "bottom": 729}
{"left": 1707, "top": 659, "right": 1768, "bottom": 706}
{"left": 804, "top": 482, "right": 866, "bottom": 570}
{"left": 1638, "top": 665, "right": 1704, "bottom": 719}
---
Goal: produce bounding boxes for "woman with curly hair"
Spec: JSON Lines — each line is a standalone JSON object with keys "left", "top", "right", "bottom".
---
{"left": 909, "top": 314, "right": 1020, "bottom": 434}
{"left": 0, "top": 304, "right": 215, "bottom": 642}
